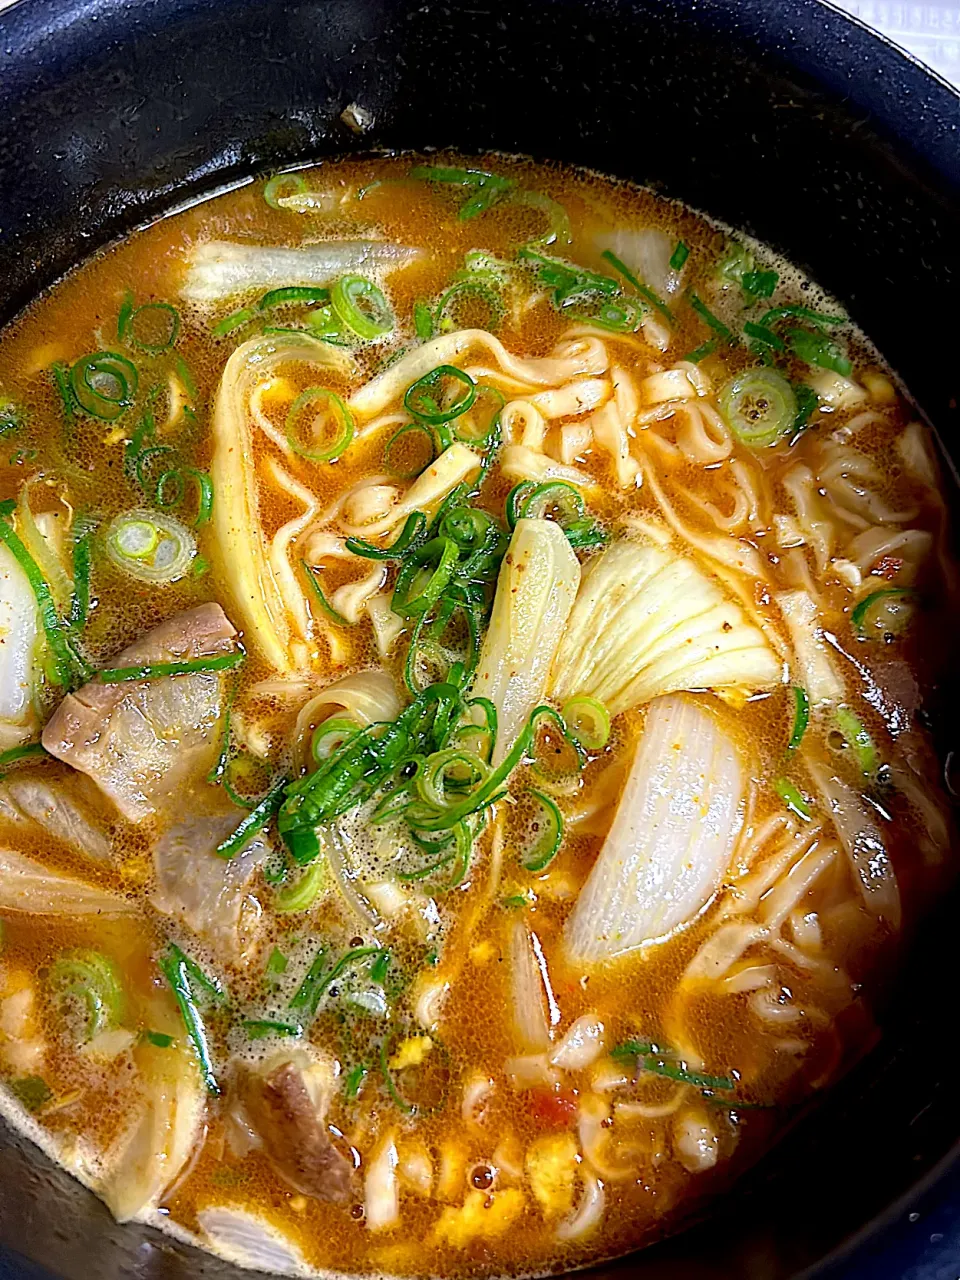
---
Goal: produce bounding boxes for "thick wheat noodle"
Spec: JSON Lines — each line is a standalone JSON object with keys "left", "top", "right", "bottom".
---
{"left": 354, "top": 409, "right": 410, "bottom": 443}
{"left": 249, "top": 378, "right": 294, "bottom": 455}
{"left": 615, "top": 1091, "right": 687, "bottom": 1120}
{"left": 760, "top": 841, "right": 838, "bottom": 930}
{"left": 720, "top": 825, "right": 822, "bottom": 919}
{"left": 502, "top": 399, "right": 548, "bottom": 449}
{"left": 263, "top": 457, "right": 321, "bottom": 640}
{"left": 719, "top": 962, "right": 778, "bottom": 994}
{"left": 643, "top": 462, "right": 767, "bottom": 578}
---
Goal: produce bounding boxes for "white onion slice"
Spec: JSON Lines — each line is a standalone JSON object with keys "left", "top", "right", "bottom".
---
{"left": 197, "top": 1206, "right": 307, "bottom": 1275}
{"left": 550, "top": 1016, "right": 605, "bottom": 1070}
{"left": 565, "top": 696, "right": 744, "bottom": 963}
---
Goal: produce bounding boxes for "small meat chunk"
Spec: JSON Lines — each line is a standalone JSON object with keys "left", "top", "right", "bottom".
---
{"left": 0, "top": 777, "right": 111, "bottom": 861}
{"left": 42, "top": 604, "right": 236, "bottom": 822}
{"left": 236, "top": 1054, "right": 354, "bottom": 1203}
{"left": 152, "top": 796, "right": 268, "bottom": 961}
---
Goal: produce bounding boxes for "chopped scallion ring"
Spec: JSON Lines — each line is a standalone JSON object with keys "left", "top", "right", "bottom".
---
{"left": 118, "top": 295, "right": 180, "bottom": 354}
{"left": 404, "top": 365, "right": 477, "bottom": 425}
{"left": 264, "top": 172, "right": 309, "bottom": 209}
{"left": 69, "top": 351, "right": 138, "bottom": 421}
{"left": 274, "top": 860, "right": 326, "bottom": 913}
{"left": 834, "top": 706, "right": 879, "bottom": 777}
{"left": 286, "top": 387, "right": 355, "bottom": 462}
{"left": 719, "top": 368, "right": 797, "bottom": 448}
{"left": 105, "top": 510, "right": 196, "bottom": 583}
{"left": 519, "top": 788, "right": 564, "bottom": 872}
{"left": 330, "top": 274, "right": 394, "bottom": 340}
{"left": 851, "top": 587, "right": 915, "bottom": 639}
{"left": 383, "top": 420, "right": 437, "bottom": 478}
{"left": 561, "top": 695, "right": 611, "bottom": 751}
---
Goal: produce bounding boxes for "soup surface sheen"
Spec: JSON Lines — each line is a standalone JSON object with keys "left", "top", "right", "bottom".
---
{"left": 0, "top": 155, "right": 955, "bottom": 1279}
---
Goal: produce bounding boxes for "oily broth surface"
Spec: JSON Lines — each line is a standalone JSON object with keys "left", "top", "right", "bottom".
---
{"left": 0, "top": 154, "right": 955, "bottom": 1278}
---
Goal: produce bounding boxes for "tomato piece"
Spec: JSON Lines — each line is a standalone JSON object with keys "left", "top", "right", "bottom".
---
{"left": 528, "top": 1087, "right": 578, "bottom": 1127}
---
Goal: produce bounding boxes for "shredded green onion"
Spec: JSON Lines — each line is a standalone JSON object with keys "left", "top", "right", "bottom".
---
{"left": 610, "top": 1040, "right": 734, "bottom": 1092}
{"left": 344, "top": 1064, "right": 367, "bottom": 1098}
{"left": 599, "top": 249, "right": 675, "bottom": 323}
{"left": 243, "top": 1019, "right": 303, "bottom": 1040}
{"left": 266, "top": 947, "right": 288, "bottom": 976}
{"left": 0, "top": 741, "right": 47, "bottom": 780}
{"left": 379, "top": 1036, "right": 416, "bottom": 1113}
{"left": 687, "top": 293, "right": 732, "bottom": 340}
{"left": 851, "top": 587, "right": 915, "bottom": 639}
{"left": 158, "top": 945, "right": 220, "bottom": 1094}
{"left": 773, "top": 777, "right": 812, "bottom": 821}
{"left": 142, "top": 1030, "right": 174, "bottom": 1048}
{"left": 346, "top": 511, "right": 428, "bottom": 561}
{"left": 0, "top": 518, "right": 80, "bottom": 688}
{"left": 669, "top": 241, "right": 690, "bottom": 271}
{"left": 215, "top": 777, "right": 287, "bottom": 860}
{"left": 99, "top": 650, "right": 243, "bottom": 684}
{"left": 787, "top": 686, "right": 809, "bottom": 755}
{"left": 834, "top": 706, "right": 879, "bottom": 777}
{"left": 211, "top": 307, "right": 256, "bottom": 338}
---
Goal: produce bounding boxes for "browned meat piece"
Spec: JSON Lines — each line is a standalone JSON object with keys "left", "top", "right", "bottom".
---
{"left": 42, "top": 604, "right": 236, "bottom": 822}
{"left": 236, "top": 1056, "right": 354, "bottom": 1203}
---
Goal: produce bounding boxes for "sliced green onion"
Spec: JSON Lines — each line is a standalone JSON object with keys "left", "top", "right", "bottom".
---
{"left": 743, "top": 320, "right": 786, "bottom": 353}
{"left": 669, "top": 241, "right": 690, "bottom": 271}
{"left": 684, "top": 339, "right": 718, "bottom": 364}
{"left": 158, "top": 946, "right": 219, "bottom": 1094}
{"left": 510, "top": 190, "right": 572, "bottom": 247}
{"left": 719, "top": 368, "right": 797, "bottom": 448}
{"left": 0, "top": 741, "right": 47, "bottom": 779}
{"left": 301, "top": 560, "right": 353, "bottom": 627}
{"left": 289, "top": 946, "right": 385, "bottom": 1018}
{"left": 264, "top": 172, "right": 309, "bottom": 209}
{"left": 142, "top": 1030, "right": 174, "bottom": 1049}
{"left": 312, "top": 717, "right": 362, "bottom": 762}
{"left": 773, "top": 777, "right": 812, "bottom": 821}
{"left": 599, "top": 249, "right": 675, "bottom": 323}
{"left": 243, "top": 1019, "right": 302, "bottom": 1040}
{"left": 68, "top": 516, "right": 95, "bottom": 630}
{"left": 787, "top": 686, "right": 809, "bottom": 755}
{"left": 501, "top": 894, "right": 529, "bottom": 910}
{"left": 834, "top": 706, "right": 879, "bottom": 777}
{"left": 69, "top": 352, "right": 138, "bottom": 421}
{"left": 99, "top": 650, "right": 243, "bottom": 684}
{"left": 741, "top": 270, "right": 779, "bottom": 300}
{"left": 215, "top": 777, "right": 287, "bottom": 859}
{"left": 404, "top": 365, "right": 476, "bottom": 425}
{"left": 506, "top": 481, "right": 536, "bottom": 530}
{"left": 687, "top": 293, "right": 732, "bottom": 340}
{"left": 155, "top": 467, "right": 214, "bottom": 527}
{"left": 286, "top": 387, "right": 354, "bottom": 463}
{"left": 579, "top": 296, "right": 643, "bottom": 333}
{"left": 561, "top": 695, "right": 611, "bottom": 751}
{"left": 791, "top": 384, "right": 819, "bottom": 439}
{"left": 105, "top": 509, "right": 196, "bottom": 584}
{"left": 118, "top": 296, "right": 180, "bottom": 354}
{"left": 413, "top": 300, "right": 435, "bottom": 340}
{"left": 851, "top": 587, "right": 915, "bottom": 639}
{"left": 785, "top": 328, "right": 852, "bottom": 377}
{"left": 409, "top": 165, "right": 513, "bottom": 221}
{"left": 759, "top": 305, "right": 845, "bottom": 330}
{"left": 50, "top": 361, "right": 76, "bottom": 422}
{"left": 344, "top": 1064, "right": 367, "bottom": 1098}
{"left": 518, "top": 480, "right": 605, "bottom": 547}
{"left": 379, "top": 1036, "right": 416, "bottom": 1113}
{"left": 330, "top": 274, "right": 394, "bottom": 341}
{"left": 0, "top": 394, "right": 25, "bottom": 436}
{"left": 0, "top": 519, "right": 78, "bottom": 688}
{"left": 211, "top": 307, "right": 256, "bottom": 338}
{"left": 266, "top": 947, "right": 288, "bottom": 976}
{"left": 417, "top": 747, "right": 489, "bottom": 810}
{"left": 435, "top": 279, "right": 504, "bottom": 334}
{"left": 611, "top": 1041, "right": 734, "bottom": 1092}
{"left": 392, "top": 537, "right": 460, "bottom": 618}
{"left": 7, "top": 1076, "right": 53, "bottom": 1113}
{"left": 383, "top": 420, "right": 437, "bottom": 478}
{"left": 346, "top": 511, "right": 427, "bottom": 561}
{"left": 274, "top": 860, "right": 326, "bottom": 913}
{"left": 519, "top": 788, "right": 563, "bottom": 872}
{"left": 48, "top": 950, "right": 124, "bottom": 1043}
{"left": 259, "top": 286, "right": 331, "bottom": 310}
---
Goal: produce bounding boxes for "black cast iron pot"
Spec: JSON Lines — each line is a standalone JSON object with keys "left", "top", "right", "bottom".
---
{"left": 1, "top": 1, "right": 959, "bottom": 1276}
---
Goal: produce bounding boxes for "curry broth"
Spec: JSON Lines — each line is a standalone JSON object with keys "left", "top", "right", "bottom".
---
{"left": 0, "top": 155, "right": 954, "bottom": 1277}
